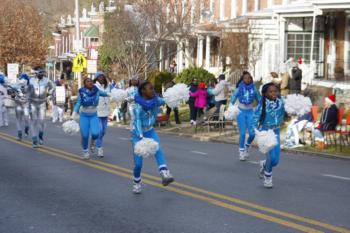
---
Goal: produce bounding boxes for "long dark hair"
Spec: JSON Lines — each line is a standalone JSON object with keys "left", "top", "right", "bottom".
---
{"left": 129, "top": 79, "right": 139, "bottom": 87}
{"left": 94, "top": 75, "right": 108, "bottom": 86}
{"left": 138, "top": 81, "right": 152, "bottom": 96}
{"left": 259, "top": 82, "right": 276, "bottom": 127}
{"left": 236, "top": 71, "right": 251, "bottom": 88}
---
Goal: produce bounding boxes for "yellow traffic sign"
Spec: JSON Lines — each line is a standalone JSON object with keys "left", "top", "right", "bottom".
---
{"left": 73, "top": 53, "right": 87, "bottom": 73}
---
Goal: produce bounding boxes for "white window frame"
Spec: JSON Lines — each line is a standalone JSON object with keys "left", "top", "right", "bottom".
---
{"left": 344, "top": 14, "right": 350, "bottom": 75}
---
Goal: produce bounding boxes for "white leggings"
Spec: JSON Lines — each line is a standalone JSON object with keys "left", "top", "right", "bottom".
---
{"left": 15, "top": 104, "right": 30, "bottom": 132}
{"left": 0, "top": 106, "right": 8, "bottom": 126}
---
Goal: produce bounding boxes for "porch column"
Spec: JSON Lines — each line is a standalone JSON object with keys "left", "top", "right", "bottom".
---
{"left": 159, "top": 44, "right": 164, "bottom": 71}
{"left": 177, "top": 39, "right": 184, "bottom": 73}
{"left": 279, "top": 16, "right": 286, "bottom": 69}
{"left": 197, "top": 36, "right": 204, "bottom": 67}
{"left": 164, "top": 44, "right": 170, "bottom": 71}
{"left": 205, "top": 35, "right": 211, "bottom": 70}
{"left": 185, "top": 39, "right": 191, "bottom": 68}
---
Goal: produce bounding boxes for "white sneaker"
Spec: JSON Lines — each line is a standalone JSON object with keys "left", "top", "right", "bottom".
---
{"left": 82, "top": 151, "right": 90, "bottom": 160}
{"left": 193, "top": 121, "right": 197, "bottom": 126}
{"left": 244, "top": 150, "right": 249, "bottom": 160}
{"left": 264, "top": 176, "right": 273, "bottom": 188}
{"left": 259, "top": 160, "right": 265, "bottom": 179}
{"left": 97, "top": 148, "right": 104, "bottom": 158}
{"left": 160, "top": 170, "right": 174, "bottom": 186}
{"left": 132, "top": 182, "right": 142, "bottom": 194}
{"left": 239, "top": 151, "right": 246, "bottom": 161}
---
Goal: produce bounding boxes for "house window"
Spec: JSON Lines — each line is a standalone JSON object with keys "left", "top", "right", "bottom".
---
{"left": 286, "top": 33, "right": 322, "bottom": 63}
{"left": 91, "top": 38, "right": 99, "bottom": 43}
{"left": 285, "top": 17, "right": 325, "bottom": 78}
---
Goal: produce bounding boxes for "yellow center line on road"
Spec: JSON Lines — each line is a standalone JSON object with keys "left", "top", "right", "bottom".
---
{"left": 1, "top": 132, "right": 349, "bottom": 233}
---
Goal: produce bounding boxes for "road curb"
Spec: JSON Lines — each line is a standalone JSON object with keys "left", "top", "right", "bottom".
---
{"left": 159, "top": 129, "right": 350, "bottom": 160}
{"left": 111, "top": 123, "right": 350, "bottom": 160}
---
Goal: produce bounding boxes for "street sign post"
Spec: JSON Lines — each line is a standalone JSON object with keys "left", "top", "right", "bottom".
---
{"left": 73, "top": 53, "right": 87, "bottom": 73}
{"left": 87, "top": 60, "right": 97, "bottom": 74}
{"left": 7, "top": 63, "right": 19, "bottom": 84}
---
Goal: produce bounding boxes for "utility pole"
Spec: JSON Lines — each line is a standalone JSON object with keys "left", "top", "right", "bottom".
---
{"left": 75, "top": 0, "right": 82, "bottom": 88}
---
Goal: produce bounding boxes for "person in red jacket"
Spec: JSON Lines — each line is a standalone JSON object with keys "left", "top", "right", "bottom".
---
{"left": 189, "top": 82, "right": 208, "bottom": 125}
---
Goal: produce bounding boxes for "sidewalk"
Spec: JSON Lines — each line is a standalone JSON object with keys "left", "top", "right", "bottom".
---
{"left": 112, "top": 121, "right": 350, "bottom": 160}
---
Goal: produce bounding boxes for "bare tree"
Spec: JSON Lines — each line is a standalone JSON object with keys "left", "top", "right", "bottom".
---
{"left": 0, "top": 0, "right": 47, "bottom": 69}
{"left": 220, "top": 19, "right": 262, "bottom": 83}
{"left": 99, "top": 0, "right": 193, "bottom": 79}
{"left": 220, "top": 20, "right": 249, "bottom": 72}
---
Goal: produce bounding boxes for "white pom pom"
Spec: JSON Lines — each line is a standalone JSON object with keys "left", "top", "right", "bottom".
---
{"left": 163, "top": 83, "right": 190, "bottom": 108}
{"left": 255, "top": 129, "right": 278, "bottom": 154}
{"left": 284, "top": 94, "right": 312, "bottom": 117}
{"left": 62, "top": 120, "right": 80, "bottom": 135}
{"left": 224, "top": 104, "right": 240, "bottom": 120}
{"left": 134, "top": 138, "right": 159, "bottom": 158}
{"left": 111, "top": 88, "right": 128, "bottom": 103}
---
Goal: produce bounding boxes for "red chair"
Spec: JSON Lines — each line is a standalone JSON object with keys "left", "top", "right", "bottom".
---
{"left": 339, "top": 109, "right": 350, "bottom": 151}
{"left": 311, "top": 106, "right": 319, "bottom": 122}
{"left": 305, "top": 106, "right": 318, "bottom": 145}
{"left": 323, "top": 107, "right": 344, "bottom": 147}
{"left": 156, "top": 114, "right": 170, "bottom": 127}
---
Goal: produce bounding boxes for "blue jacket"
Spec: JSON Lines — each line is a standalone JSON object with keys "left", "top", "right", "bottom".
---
{"left": 207, "top": 86, "right": 216, "bottom": 106}
{"left": 132, "top": 96, "right": 165, "bottom": 138}
{"left": 230, "top": 83, "right": 261, "bottom": 107}
{"left": 253, "top": 97, "right": 285, "bottom": 129}
{"left": 74, "top": 85, "right": 109, "bottom": 113}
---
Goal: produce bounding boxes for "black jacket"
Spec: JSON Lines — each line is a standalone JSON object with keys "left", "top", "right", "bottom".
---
{"left": 188, "top": 83, "right": 198, "bottom": 104}
{"left": 319, "top": 104, "right": 338, "bottom": 131}
{"left": 289, "top": 67, "right": 302, "bottom": 92}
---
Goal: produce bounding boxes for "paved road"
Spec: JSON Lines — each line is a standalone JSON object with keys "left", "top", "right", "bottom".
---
{"left": 0, "top": 117, "right": 350, "bottom": 233}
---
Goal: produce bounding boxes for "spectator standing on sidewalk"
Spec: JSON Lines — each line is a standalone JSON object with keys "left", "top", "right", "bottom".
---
{"left": 212, "top": 74, "right": 230, "bottom": 120}
{"left": 189, "top": 82, "right": 208, "bottom": 124}
{"left": 289, "top": 63, "right": 302, "bottom": 94}
{"left": 165, "top": 80, "right": 180, "bottom": 125}
{"left": 188, "top": 79, "right": 198, "bottom": 125}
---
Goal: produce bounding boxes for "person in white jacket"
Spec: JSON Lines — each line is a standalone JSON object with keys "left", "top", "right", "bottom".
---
{"left": 0, "top": 74, "right": 9, "bottom": 127}
{"left": 212, "top": 74, "right": 231, "bottom": 120}
{"left": 92, "top": 71, "right": 113, "bottom": 158}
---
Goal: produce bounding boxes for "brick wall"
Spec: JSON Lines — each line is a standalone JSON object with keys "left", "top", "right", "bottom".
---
{"left": 248, "top": 0, "right": 255, "bottom": 12}
{"left": 260, "top": 0, "right": 267, "bottom": 9}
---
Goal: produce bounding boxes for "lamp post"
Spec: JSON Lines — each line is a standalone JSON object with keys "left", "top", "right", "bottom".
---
{"left": 75, "top": 0, "right": 82, "bottom": 88}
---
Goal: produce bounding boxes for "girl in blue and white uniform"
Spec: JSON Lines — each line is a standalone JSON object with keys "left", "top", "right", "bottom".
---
{"left": 230, "top": 71, "right": 261, "bottom": 161}
{"left": 131, "top": 81, "right": 174, "bottom": 194}
{"left": 72, "top": 78, "right": 109, "bottom": 160}
{"left": 253, "top": 83, "right": 285, "bottom": 188}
